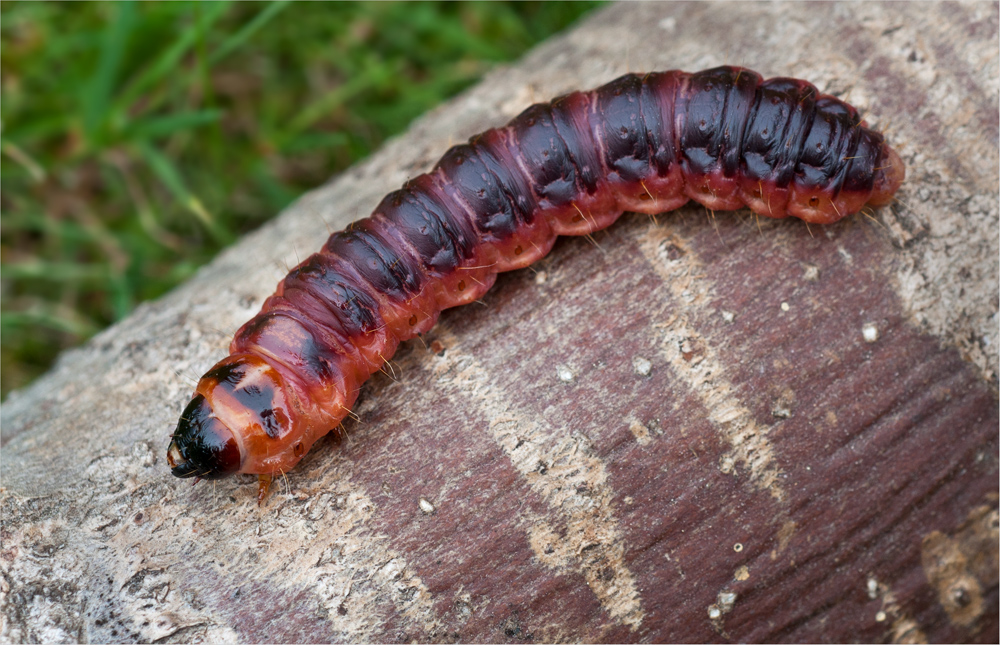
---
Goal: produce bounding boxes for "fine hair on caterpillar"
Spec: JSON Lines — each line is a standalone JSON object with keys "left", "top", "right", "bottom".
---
{"left": 166, "top": 66, "right": 905, "bottom": 505}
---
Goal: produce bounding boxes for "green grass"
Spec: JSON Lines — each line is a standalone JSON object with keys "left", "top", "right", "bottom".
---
{"left": 0, "top": 1, "right": 602, "bottom": 399}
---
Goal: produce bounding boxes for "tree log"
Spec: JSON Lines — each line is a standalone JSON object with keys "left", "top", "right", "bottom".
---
{"left": 2, "top": 2, "right": 997, "bottom": 642}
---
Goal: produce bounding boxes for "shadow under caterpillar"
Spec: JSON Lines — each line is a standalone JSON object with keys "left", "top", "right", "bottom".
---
{"left": 167, "top": 66, "right": 905, "bottom": 504}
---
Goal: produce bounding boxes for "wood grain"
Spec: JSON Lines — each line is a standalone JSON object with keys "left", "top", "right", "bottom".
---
{"left": 2, "top": 2, "right": 997, "bottom": 642}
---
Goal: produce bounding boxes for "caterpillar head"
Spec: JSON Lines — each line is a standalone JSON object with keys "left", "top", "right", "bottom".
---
{"left": 167, "top": 355, "right": 298, "bottom": 480}
{"left": 167, "top": 394, "right": 241, "bottom": 480}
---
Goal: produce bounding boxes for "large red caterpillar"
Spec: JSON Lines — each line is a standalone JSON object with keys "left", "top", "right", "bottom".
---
{"left": 167, "top": 67, "right": 904, "bottom": 502}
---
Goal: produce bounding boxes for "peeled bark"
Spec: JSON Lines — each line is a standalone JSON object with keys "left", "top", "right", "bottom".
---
{"left": 2, "top": 2, "right": 997, "bottom": 643}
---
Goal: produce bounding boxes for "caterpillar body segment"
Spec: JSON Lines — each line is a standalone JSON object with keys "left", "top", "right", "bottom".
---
{"left": 166, "top": 67, "right": 905, "bottom": 499}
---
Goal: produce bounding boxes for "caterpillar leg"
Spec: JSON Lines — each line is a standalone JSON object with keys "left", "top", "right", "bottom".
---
{"left": 257, "top": 473, "right": 273, "bottom": 506}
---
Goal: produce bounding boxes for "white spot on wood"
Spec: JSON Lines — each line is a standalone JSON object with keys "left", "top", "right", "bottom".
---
{"left": 418, "top": 497, "right": 435, "bottom": 514}
{"left": 862, "top": 322, "right": 880, "bottom": 343}
{"left": 721, "top": 310, "right": 736, "bottom": 323}
{"left": 865, "top": 572, "right": 928, "bottom": 640}
{"left": 632, "top": 356, "right": 652, "bottom": 376}
{"left": 803, "top": 265, "right": 821, "bottom": 281}
{"left": 781, "top": 301, "right": 790, "bottom": 312}
{"left": 658, "top": 16, "right": 676, "bottom": 31}
{"left": 771, "top": 399, "right": 793, "bottom": 419}
{"left": 556, "top": 365, "right": 575, "bottom": 382}
{"left": 629, "top": 419, "right": 651, "bottom": 446}
{"left": 733, "top": 543, "right": 743, "bottom": 553}
{"left": 867, "top": 577, "right": 880, "bottom": 600}
{"left": 708, "top": 589, "right": 738, "bottom": 628}
{"left": 379, "top": 558, "right": 404, "bottom": 580}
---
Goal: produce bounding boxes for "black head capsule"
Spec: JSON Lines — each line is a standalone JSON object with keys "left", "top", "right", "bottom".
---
{"left": 167, "top": 394, "right": 242, "bottom": 480}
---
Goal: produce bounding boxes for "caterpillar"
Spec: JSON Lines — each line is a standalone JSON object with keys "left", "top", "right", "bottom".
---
{"left": 167, "top": 66, "right": 905, "bottom": 503}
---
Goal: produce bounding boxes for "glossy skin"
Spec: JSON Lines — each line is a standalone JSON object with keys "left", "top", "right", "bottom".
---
{"left": 167, "top": 67, "right": 905, "bottom": 496}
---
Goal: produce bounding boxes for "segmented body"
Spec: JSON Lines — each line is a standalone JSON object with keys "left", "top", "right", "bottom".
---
{"left": 167, "top": 66, "right": 904, "bottom": 495}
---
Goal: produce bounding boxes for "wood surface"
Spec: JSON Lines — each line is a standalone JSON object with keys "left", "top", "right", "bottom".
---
{"left": 2, "top": 2, "right": 997, "bottom": 643}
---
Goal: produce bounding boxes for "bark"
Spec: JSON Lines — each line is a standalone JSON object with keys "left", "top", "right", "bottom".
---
{"left": 2, "top": 2, "right": 997, "bottom": 643}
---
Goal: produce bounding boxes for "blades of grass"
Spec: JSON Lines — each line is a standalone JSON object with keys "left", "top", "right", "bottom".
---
{"left": 251, "top": 159, "right": 300, "bottom": 211}
{"left": 3, "top": 260, "right": 109, "bottom": 283}
{"left": 109, "top": 272, "right": 133, "bottom": 320}
{"left": 208, "top": 0, "right": 290, "bottom": 65}
{"left": 136, "top": 140, "right": 229, "bottom": 244}
{"left": 407, "top": 4, "right": 510, "bottom": 61}
{"left": 1, "top": 207, "right": 107, "bottom": 248}
{"left": 281, "top": 131, "right": 350, "bottom": 154}
{"left": 284, "top": 60, "right": 399, "bottom": 143}
{"left": 126, "top": 109, "right": 222, "bottom": 140}
{"left": 115, "top": 1, "right": 230, "bottom": 112}
{"left": 104, "top": 152, "right": 186, "bottom": 252}
{"left": 1, "top": 307, "right": 100, "bottom": 339}
{"left": 1, "top": 140, "right": 47, "bottom": 183}
{"left": 82, "top": 1, "right": 137, "bottom": 147}
{"left": 0, "top": 112, "right": 74, "bottom": 143}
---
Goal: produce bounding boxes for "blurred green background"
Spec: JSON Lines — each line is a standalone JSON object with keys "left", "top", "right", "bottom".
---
{"left": 0, "top": 1, "right": 602, "bottom": 399}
